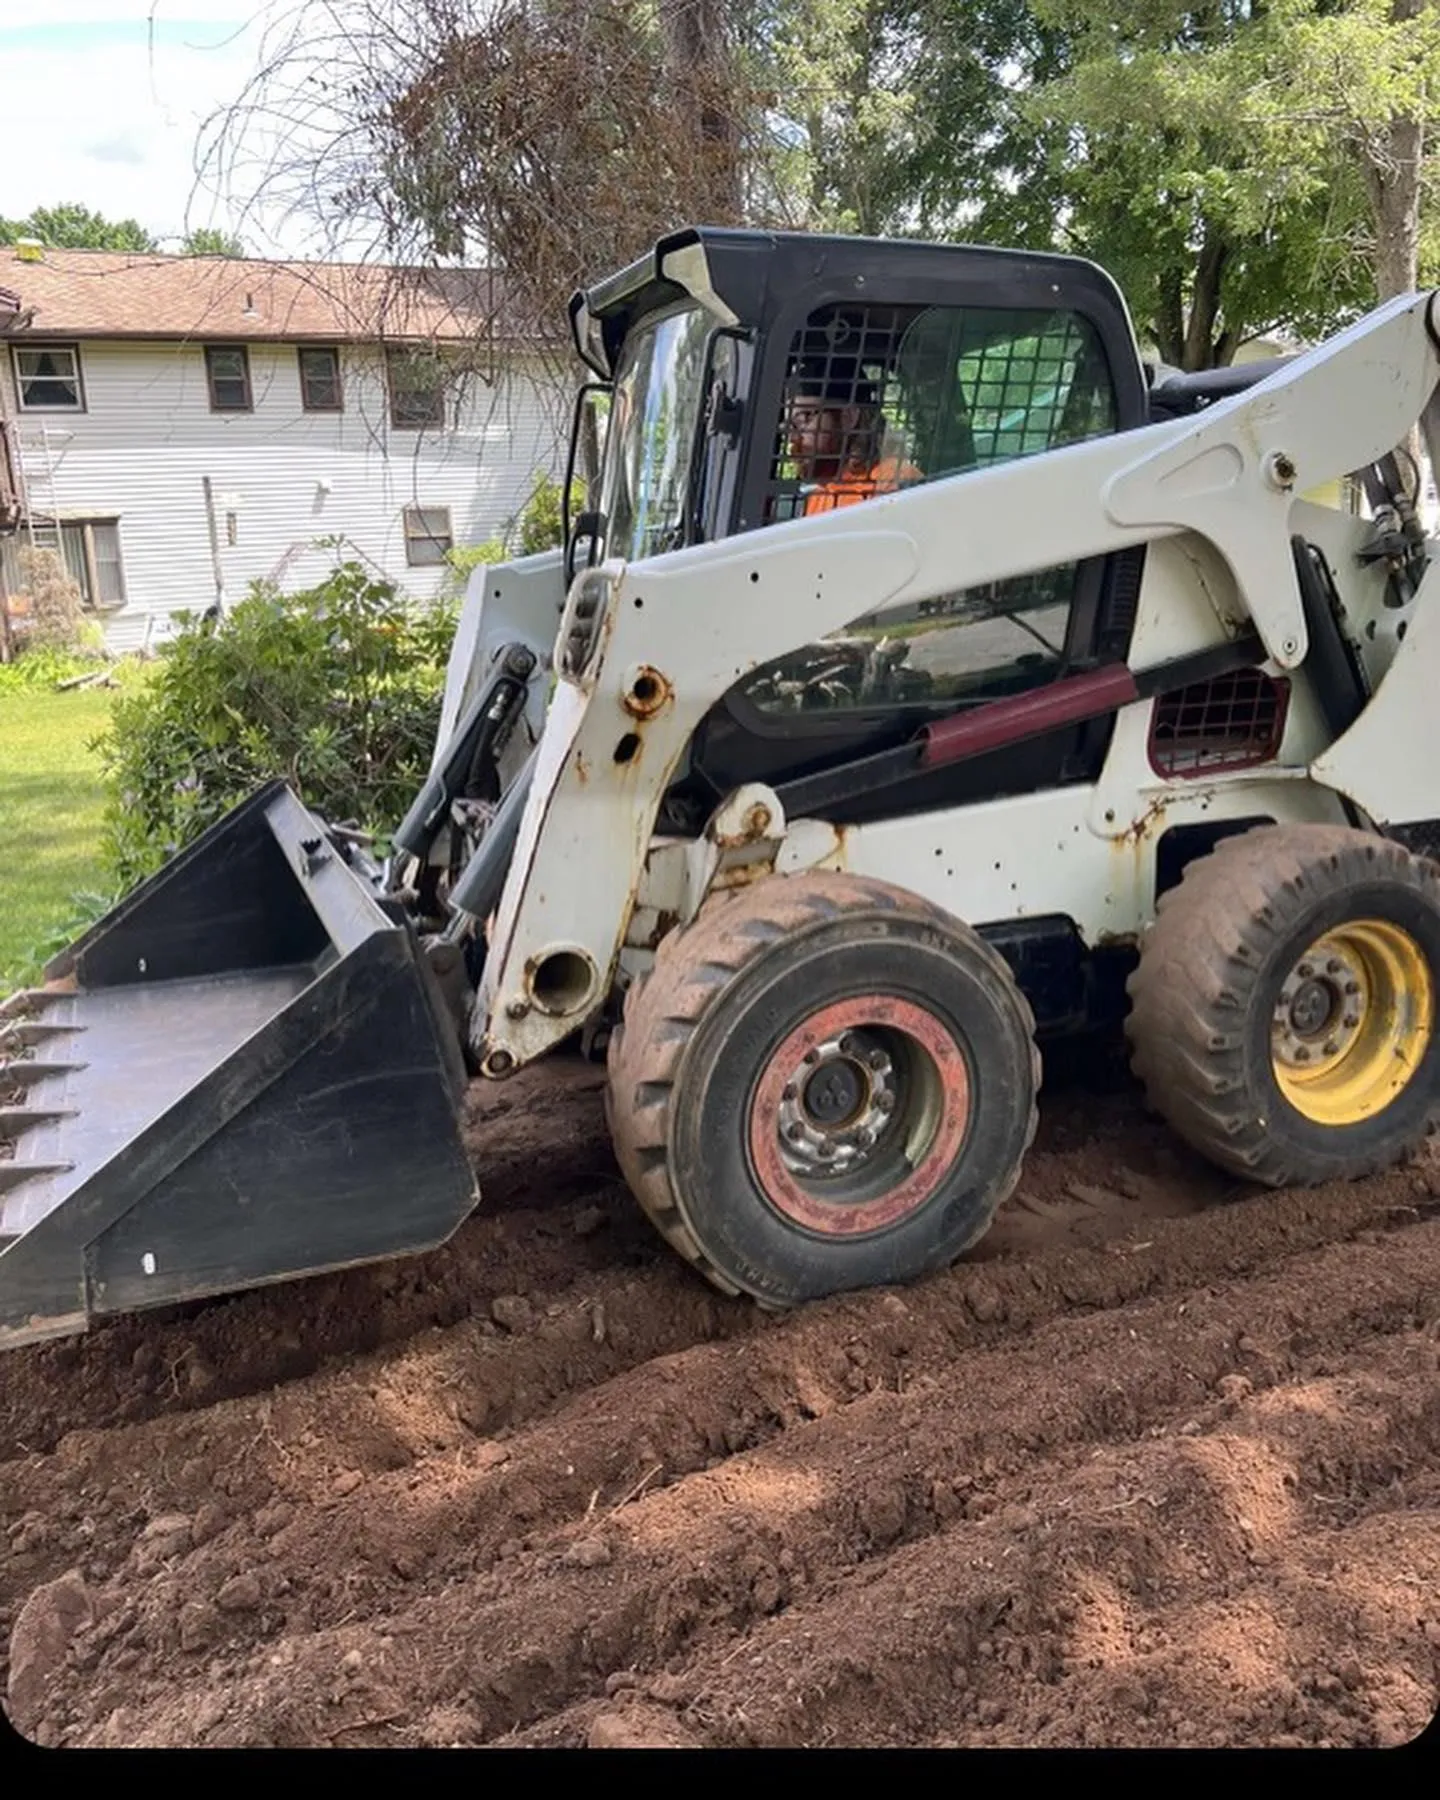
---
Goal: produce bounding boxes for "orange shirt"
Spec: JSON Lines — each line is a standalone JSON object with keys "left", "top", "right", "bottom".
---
{"left": 803, "top": 457, "right": 922, "bottom": 515}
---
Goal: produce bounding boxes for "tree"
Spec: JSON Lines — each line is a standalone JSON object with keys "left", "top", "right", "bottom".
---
{"left": 1018, "top": 3, "right": 1440, "bottom": 366}
{"left": 180, "top": 226, "right": 247, "bottom": 257}
{"left": 0, "top": 202, "right": 155, "bottom": 252}
{"left": 199, "top": 0, "right": 759, "bottom": 379}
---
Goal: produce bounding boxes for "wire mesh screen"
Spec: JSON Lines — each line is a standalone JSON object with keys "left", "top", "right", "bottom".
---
{"left": 1149, "top": 670, "right": 1289, "bottom": 777}
{"left": 766, "top": 301, "right": 1117, "bottom": 523}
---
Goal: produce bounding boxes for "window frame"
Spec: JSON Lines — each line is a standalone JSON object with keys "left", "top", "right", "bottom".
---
{"left": 203, "top": 344, "right": 254, "bottom": 413}
{"left": 0, "top": 515, "right": 126, "bottom": 613}
{"left": 12, "top": 341, "right": 86, "bottom": 413}
{"left": 386, "top": 345, "right": 447, "bottom": 431}
{"left": 402, "top": 504, "right": 454, "bottom": 567}
{"left": 298, "top": 344, "right": 343, "bottom": 412}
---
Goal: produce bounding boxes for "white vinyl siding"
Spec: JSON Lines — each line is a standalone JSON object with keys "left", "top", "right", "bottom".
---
{"left": 0, "top": 339, "right": 566, "bottom": 652}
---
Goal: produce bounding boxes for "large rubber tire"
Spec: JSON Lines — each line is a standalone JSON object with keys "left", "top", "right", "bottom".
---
{"left": 605, "top": 870, "right": 1041, "bottom": 1307}
{"left": 1126, "top": 822, "right": 1440, "bottom": 1186}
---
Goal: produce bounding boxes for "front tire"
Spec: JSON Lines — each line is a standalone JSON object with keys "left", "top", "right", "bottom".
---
{"left": 1126, "top": 823, "right": 1440, "bottom": 1185}
{"left": 605, "top": 870, "right": 1040, "bottom": 1307}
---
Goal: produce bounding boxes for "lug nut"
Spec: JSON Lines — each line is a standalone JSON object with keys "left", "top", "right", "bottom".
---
{"left": 818, "top": 1143, "right": 836, "bottom": 1160}
{"left": 1323, "top": 1039, "right": 1339, "bottom": 1056}
{"left": 783, "top": 1083, "right": 797, "bottom": 1101}
{"left": 1298, "top": 962, "right": 1314, "bottom": 978}
{"left": 1295, "top": 1047, "right": 1311, "bottom": 1062}
{"left": 1344, "top": 981, "right": 1360, "bottom": 996}
{"left": 1344, "top": 1013, "right": 1360, "bottom": 1029}
{"left": 869, "top": 1050, "right": 889, "bottom": 1070}
{"left": 1327, "top": 958, "right": 1343, "bottom": 975}
{"left": 787, "top": 1122, "right": 805, "bottom": 1142}
{"left": 840, "top": 1033, "right": 855, "bottom": 1055}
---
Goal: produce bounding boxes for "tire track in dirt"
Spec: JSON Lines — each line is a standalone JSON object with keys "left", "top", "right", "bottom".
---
{"left": 3, "top": 1158, "right": 1432, "bottom": 1638}
{"left": 10, "top": 1214, "right": 1438, "bottom": 1748}
{"left": 0, "top": 1055, "right": 1219, "bottom": 1458}
{"left": 513, "top": 1348, "right": 1440, "bottom": 1750}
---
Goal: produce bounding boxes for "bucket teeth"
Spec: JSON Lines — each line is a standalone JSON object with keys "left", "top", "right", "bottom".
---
{"left": 0, "top": 1108, "right": 78, "bottom": 1133}
{"left": 0, "top": 1162, "right": 72, "bottom": 1194}
{"left": 0, "top": 1062, "right": 86, "bottom": 1088}
{"left": 0, "top": 1020, "right": 81, "bottom": 1052}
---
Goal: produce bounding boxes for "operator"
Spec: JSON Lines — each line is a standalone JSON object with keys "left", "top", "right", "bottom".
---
{"left": 786, "top": 355, "right": 922, "bottom": 514}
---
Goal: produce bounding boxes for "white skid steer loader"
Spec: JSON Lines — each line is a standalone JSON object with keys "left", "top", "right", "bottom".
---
{"left": 6, "top": 225, "right": 1440, "bottom": 1346}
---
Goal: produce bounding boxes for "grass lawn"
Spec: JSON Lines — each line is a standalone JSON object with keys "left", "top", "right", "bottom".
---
{"left": 0, "top": 687, "right": 116, "bottom": 991}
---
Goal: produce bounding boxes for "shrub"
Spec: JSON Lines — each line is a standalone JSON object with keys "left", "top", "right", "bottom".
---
{"left": 0, "top": 645, "right": 109, "bottom": 692}
{"left": 441, "top": 536, "right": 508, "bottom": 598}
{"left": 518, "top": 470, "right": 570, "bottom": 555}
{"left": 96, "top": 561, "right": 457, "bottom": 889}
{"left": 16, "top": 546, "right": 87, "bottom": 651}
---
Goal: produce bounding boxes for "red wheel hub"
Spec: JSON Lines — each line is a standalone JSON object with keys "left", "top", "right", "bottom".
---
{"left": 747, "top": 995, "right": 970, "bottom": 1236}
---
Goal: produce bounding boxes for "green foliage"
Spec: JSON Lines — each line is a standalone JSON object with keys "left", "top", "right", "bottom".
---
{"left": 180, "top": 226, "right": 247, "bottom": 256}
{"left": 441, "top": 537, "right": 508, "bottom": 596}
{"left": 0, "top": 646, "right": 108, "bottom": 693}
{"left": 438, "top": 468, "right": 576, "bottom": 597}
{"left": 95, "top": 562, "right": 457, "bottom": 889}
{"left": 518, "top": 470, "right": 571, "bottom": 555}
{"left": 0, "top": 202, "right": 156, "bottom": 251}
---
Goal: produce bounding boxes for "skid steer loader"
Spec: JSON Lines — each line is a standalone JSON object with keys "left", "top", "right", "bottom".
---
{"left": 6, "top": 224, "right": 1440, "bottom": 1349}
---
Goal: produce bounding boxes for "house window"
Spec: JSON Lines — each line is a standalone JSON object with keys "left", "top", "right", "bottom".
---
{"left": 387, "top": 346, "right": 446, "bottom": 429}
{"left": 204, "top": 345, "right": 252, "bottom": 411}
{"left": 403, "top": 505, "right": 453, "bottom": 566}
{"left": 0, "top": 517, "right": 125, "bottom": 611}
{"left": 13, "top": 343, "right": 84, "bottom": 410}
{"left": 298, "top": 345, "right": 342, "bottom": 411}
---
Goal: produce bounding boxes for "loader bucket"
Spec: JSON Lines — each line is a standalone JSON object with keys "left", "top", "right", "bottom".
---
{"left": 0, "top": 781, "right": 479, "bottom": 1349}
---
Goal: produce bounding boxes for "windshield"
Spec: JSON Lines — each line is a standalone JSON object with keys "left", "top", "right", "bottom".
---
{"left": 598, "top": 305, "right": 712, "bottom": 562}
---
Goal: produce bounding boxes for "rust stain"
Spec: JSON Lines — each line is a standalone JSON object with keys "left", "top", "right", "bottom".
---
{"left": 1117, "top": 793, "right": 1170, "bottom": 849}
{"left": 574, "top": 749, "right": 591, "bottom": 786}
{"left": 623, "top": 665, "right": 672, "bottom": 720}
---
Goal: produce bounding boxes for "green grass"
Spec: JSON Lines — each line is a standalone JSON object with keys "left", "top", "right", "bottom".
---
{"left": 0, "top": 687, "right": 117, "bottom": 990}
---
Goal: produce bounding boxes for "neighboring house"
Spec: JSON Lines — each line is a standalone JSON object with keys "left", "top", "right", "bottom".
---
{"left": 0, "top": 244, "right": 565, "bottom": 653}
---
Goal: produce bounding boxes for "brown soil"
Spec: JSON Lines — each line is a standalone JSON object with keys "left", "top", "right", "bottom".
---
{"left": 3, "top": 1050, "right": 1439, "bottom": 1750}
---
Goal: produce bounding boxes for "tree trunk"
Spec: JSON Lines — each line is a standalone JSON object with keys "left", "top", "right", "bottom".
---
{"left": 1357, "top": 0, "right": 1428, "bottom": 300}
{"left": 1182, "top": 228, "right": 1229, "bottom": 371}
{"left": 660, "top": 0, "right": 743, "bottom": 219}
{"left": 1155, "top": 269, "right": 1186, "bottom": 369}
{"left": 1361, "top": 113, "right": 1423, "bottom": 299}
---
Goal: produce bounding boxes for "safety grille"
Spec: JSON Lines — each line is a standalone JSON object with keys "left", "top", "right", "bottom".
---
{"left": 1148, "top": 669, "right": 1289, "bottom": 777}
{"left": 764, "top": 300, "right": 1117, "bottom": 525}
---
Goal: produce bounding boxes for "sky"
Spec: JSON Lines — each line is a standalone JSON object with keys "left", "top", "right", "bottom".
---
{"left": 0, "top": 2, "right": 345, "bottom": 258}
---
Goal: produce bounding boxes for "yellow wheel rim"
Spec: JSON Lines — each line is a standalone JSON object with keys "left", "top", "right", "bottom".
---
{"left": 1270, "top": 919, "right": 1433, "bottom": 1126}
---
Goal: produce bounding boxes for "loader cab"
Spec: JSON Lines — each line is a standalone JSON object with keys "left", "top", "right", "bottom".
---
{"left": 565, "top": 226, "right": 1153, "bottom": 832}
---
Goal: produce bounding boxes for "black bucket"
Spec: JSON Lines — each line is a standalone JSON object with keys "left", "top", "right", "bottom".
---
{"left": 0, "top": 781, "right": 478, "bottom": 1348}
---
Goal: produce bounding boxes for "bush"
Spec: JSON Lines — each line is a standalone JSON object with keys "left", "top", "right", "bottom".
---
{"left": 440, "top": 467, "right": 578, "bottom": 595}
{"left": 15, "top": 546, "right": 87, "bottom": 650}
{"left": 0, "top": 645, "right": 109, "bottom": 692}
{"left": 96, "top": 561, "right": 457, "bottom": 889}
{"left": 518, "top": 470, "right": 570, "bottom": 555}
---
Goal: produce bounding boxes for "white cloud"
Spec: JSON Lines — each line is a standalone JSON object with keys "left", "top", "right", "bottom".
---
{"left": 0, "top": 6, "right": 347, "bottom": 257}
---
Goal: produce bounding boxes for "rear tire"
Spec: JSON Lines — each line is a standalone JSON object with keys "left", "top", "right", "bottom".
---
{"left": 605, "top": 870, "right": 1040, "bottom": 1307}
{"left": 1126, "top": 822, "right": 1440, "bottom": 1185}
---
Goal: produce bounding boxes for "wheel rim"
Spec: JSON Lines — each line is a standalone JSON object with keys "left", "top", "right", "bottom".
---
{"left": 746, "top": 995, "right": 970, "bottom": 1236}
{"left": 1270, "top": 919, "right": 1434, "bottom": 1125}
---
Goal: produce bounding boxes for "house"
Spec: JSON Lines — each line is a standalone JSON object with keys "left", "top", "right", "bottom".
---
{"left": 0, "top": 245, "right": 566, "bottom": 653}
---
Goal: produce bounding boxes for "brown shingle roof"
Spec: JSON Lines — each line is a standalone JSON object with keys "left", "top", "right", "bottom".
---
{"left": 0, "top": 248, "right": 529, "bottom": 347}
